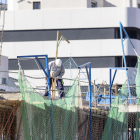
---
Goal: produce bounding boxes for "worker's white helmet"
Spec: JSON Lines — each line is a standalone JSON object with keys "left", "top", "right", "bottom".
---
{"left": 55, "top": 59, "right": 62, "bottom": 67}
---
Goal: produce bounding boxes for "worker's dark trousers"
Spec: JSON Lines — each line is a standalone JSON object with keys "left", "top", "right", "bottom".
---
{"left": 45, "top": 78, "right": 65, "bottom": 98}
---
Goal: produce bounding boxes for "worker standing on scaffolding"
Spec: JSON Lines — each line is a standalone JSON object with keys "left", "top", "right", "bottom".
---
{"left": 45, "top": 59, "right": 65, "bottom": 98}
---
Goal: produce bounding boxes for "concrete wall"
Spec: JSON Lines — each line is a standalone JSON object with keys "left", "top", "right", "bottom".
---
{"left": 0, "top": 56, "right": 8, "bottom": 84}
{"left": 2, "top": 8, "right": 140, "bottom": 30}
{"left": 8, "top": 0, "right": 140, "bottom": 10}
{"left": 2, "top": 39, "right": 140, "bottom": 59}
{"left": 2, "top": 7, "right": 139, "bottom": 85}
{"left": 131, "top": 0, "right": 140, "bottom": 7}
{"left": 7, "top": 0, "right": 13, "bottom": 11}
{"left": 91, "top": 67, "right": 135, "bottom": 84}
{"left": 8, "top": 0, "right": 18, "bottom": 11}
{"left": 8, "top": 0, "right": 90, "bottom": 11}
{"left": 13, "top": 67, "right": 135, "bottom": 85}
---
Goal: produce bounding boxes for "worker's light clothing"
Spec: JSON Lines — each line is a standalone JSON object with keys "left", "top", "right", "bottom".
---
{"left": 45, "top": 78, "right": 65, "bottom": 98}
{"left": 49, "top": 61, "right": 65, "bottom": 78}
{"left": 45, "top": 61, "right": 65, "bottom": 98}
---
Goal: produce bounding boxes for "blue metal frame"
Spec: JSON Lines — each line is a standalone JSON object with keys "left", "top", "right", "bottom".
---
{"left": 120, "top": 22, "right": 132, "bottom": 103}
{"left": 17, "top": 55, "right": 50, "bottom": 90}
{"left": 17, "top": 55, "right": 54, "bottom": 140}
{"left": 120, "top": 22, "right": 136, "bottom": 50}
{"left": 109, "top": 67, "right": 127, "bottom": 108}
{"left": 78, "top": 62, "right": 92, "bottom": 140}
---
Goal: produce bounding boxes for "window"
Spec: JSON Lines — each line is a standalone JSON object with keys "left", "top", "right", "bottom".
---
{"left": 115, "top": 28, "right": 138, "bottom": 40}
{"left": 115, "top": 57, "right": 122, "bottom": 67}
{"left": 91, "top": 1, "right": 97, "bottom": 8}
{"left": 1, "top": 78, "right": 6, "bottom": 84}
{"left": 130, "top": 30, "right": 137, "bottom": 39}
{"left": 115, "top": 56, "right": 137, "bottom": 67}
{"left": 138, "top": 3, "right": 140, "bottom": 8}
{"left": 33, "top": 2, "right": 40, "bottom": 10}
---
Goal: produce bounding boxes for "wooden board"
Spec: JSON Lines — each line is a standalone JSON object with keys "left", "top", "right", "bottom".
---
{"left": 0, "top": 100, "right": 24, "bottom": 106}
{"left": 0, "top": 104, "right": 12, "bottom": 109}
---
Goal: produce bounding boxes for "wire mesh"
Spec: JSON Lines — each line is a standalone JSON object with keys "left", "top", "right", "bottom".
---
{"left": 3, "top": 56, "right": 140, "bottom": 140}
{"left": 16, "top": 57, "right": 100, "bottom": 140}
{"left": 101, "top": 58, "right": 140, "bottom": 140}
{"left": 18, "top": 68, "right": 79, "bottom": 140}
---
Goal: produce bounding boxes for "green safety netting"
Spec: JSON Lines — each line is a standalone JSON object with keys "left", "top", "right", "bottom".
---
{"left": 18, "top": 68, "right": 79, "bottom": 140}
{"left": 101, "top": 82, "right": 128, "bottom": 140}
{"left": 102, "top": 57, "right": 140, "bottom": 140}
{"left": 135, "top": 57, "right": 140, "bottom": 140}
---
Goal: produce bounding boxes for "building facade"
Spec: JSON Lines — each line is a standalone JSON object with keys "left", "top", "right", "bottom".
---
{"left": 2, "top": 0, "right": 140, "bottom": 84}
{"left": 8, "top": 0, "right": 140, "bottom": 10}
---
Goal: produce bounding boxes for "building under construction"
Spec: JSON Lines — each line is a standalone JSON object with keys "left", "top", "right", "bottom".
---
{"left": 0, "top": 0, "right": 140, "bottom": 140}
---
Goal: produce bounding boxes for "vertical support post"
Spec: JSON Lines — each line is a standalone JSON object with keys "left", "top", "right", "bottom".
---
{"left": 45, "top": 56, "right": 54, "bottom": 140}
{"left": 89, "top": 64, "right": 92, "bottom": 140}
{"left": 104, "top": 85, "right": 106, "bottom": 109}
{"left": 55, "top": 31, "right": 59, "bottom": 60}
{"left": 78, "top": 62, "right": 92, "bottom": 140}
{"left": 52, "top": 75, "right": 54, "bottom": 99}
{"left": 115, "top": 85, "right": 118, "bottom": 96}
{"left": 54, "top": 31, "right": 60, "bottom": 96}
{"left": 45, "top": 57, "right": 50, "bottom": 93}
{"left": 122, "top": 56, "right": 123, "bottom": 67}
{"left": 120, "top": 22, "right": 131, "bottom": 103}
{"left": 109, "top": 69, "right": 112, "bottom": 108}
{"left": 109, "top": 69, "right": 117, "bottom": 107}
{"left": 94, "top": 80, "right": 96, "bottom": 108}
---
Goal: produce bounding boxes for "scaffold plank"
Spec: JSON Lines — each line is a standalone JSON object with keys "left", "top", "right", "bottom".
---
{"left": 0, "top": 100, "right": 24, "bottom": 106}
{"left": 0, "top": 104, "right": 12, "bottom": 109}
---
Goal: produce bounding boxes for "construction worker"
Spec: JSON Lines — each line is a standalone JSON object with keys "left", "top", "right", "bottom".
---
{"left": 44, "top": 59, "right": 65, "bottom": 98}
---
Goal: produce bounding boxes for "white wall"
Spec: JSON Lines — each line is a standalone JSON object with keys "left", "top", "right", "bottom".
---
{"left": 91, "top": 68, "right": 135, "bottom": 85}
{"left": 42, "top": 0, "right": 88, "bottom": 9}
{"left": 13, "top": 67, "right": 135, "bottom": 85}
{"left": 7, "top": 0, "right": 14, "bottom": 10}
{"left": 3, "top": 8, "right": 140, "bottom": 30}
{"left": 130, "top": 0, "right": 140, "bottom": 8}
{"left": 2, "top": 39, "right": 140, "bottom": 59}
{"left": 8, "top": 0, "right": 18, "bottom": 11}
{"left": 18, "top": 0, "right": 33, "bottom": 10}
{"left": 135, "top": 0, "right": 140, "bottom": 8}
{"left": 0, "top": 56, "right": 8, "bottom": 71}
{"left": 3, "top": 7, "right": 140, "bottom": 85}
{"left": 0, "top": 56, "right": 8, "bottom": 84}
{"left": 8, "top": 0, "right": 140, "bottom": 10}
{"left": 8, "top": 0, "right": 89, "bottom": 11}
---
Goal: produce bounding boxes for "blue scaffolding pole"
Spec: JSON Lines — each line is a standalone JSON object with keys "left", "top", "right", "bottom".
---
{"left": 109, "top": 22, "right": 138, "bottom": 106}
{"left": 17, "top": 55, "right": 54, "bottom": 140}
{"left": 119, "top": 22, "right": 133, "bottom": 104}
{"left": 78, "top": 62, "right": 92, "bottom": 140}
{"left": 109, "top": 67, "right": 128, "bottom": 108}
